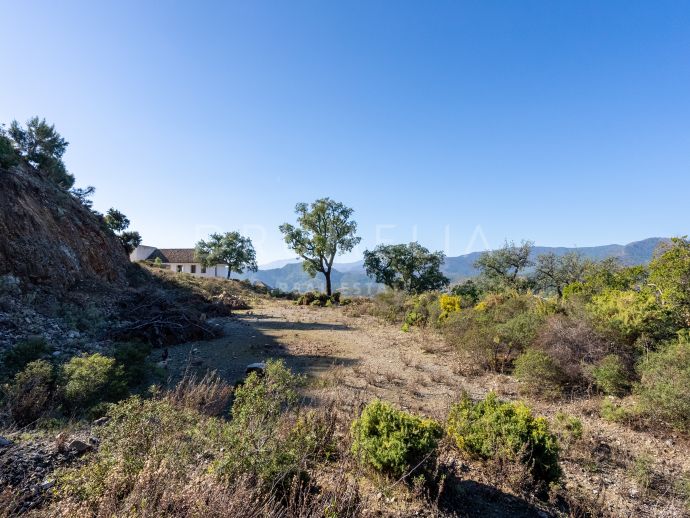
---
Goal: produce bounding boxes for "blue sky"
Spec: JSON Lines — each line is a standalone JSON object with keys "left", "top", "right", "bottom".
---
{"left": 2, "top": 1, "right": 689, "bottom": 264}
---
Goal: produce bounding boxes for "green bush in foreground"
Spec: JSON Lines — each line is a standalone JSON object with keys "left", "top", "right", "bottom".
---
{"left": 446, "top": 392, "right": 561, "bottom": 485}
{"left": 61, "top": 353, "right": 127, "bottom": 411}
{"left": 351, "top": 399, "right": 443, "bottom": 477}
{"left": 636, "top": 333, "right": 690, "bottom": 431}
{"left": 4, "top": 360, "right": 54, "bottom": 425}
{"left": 213, "top": 359, "right": 335, "bottom": 488}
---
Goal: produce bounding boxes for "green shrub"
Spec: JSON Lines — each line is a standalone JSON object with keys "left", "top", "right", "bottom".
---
{"left": 588, "top": 288, "right": 675, "bottom": 343}
{"left": 600, "top": 397, "right": 638, "bottom": 424}
{"left": 351, "top": 399, "right": 443, "bottom": 477}
{"left": 297, "top": 291, "right": 341, "bottom": 307}
{"left": 4, "top": 360, "right": 54, "bottom": 425}
{"left": 113, "top": 342, "right": 153, "bottom": 387}
{"left": 591, "top": 355, "right": 629, "bottom": 396}
{"left": 1, "top": 336, "right": 48, "bottom": 380}
{"left": 58, "top": 302, "right": 105, "bottom": 334}
{"left": 61, "top": 353, "right": 127, "bottom": 411}
{"left": 442, "top": 293, "right": 544, "bottom": 372}
{"left": 676, "top": 472, "right": 690, "bottom": 510}
{"left": 213, "top": 359, "right": 333, "bottom": 488}
{"left": 636, "top": 333, "right": 690, "bottom": 431}
{"left": 446, "top": 392, "right": 561, "bottom": 485}
{"left": 513, "top": 349, "right": 564, "bottom": 397}
{"left": 401, "top": 292, "right": 440, "bottom": 330}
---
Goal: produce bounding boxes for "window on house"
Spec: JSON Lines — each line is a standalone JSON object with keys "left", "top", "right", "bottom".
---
{"left": 190, "top": 265, "right": 197, "bottom": 274}
{"left": 201, "top": 265, "right": 206, "bottom": 274}
{"left": 176, "top": 265, "right": 183, "bottom": 273}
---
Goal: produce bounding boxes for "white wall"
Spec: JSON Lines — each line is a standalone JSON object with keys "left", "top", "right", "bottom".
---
{"left": 166, "top": 263, "right": 229, "bottom": 278}
{"left": 130, "top": 245, "right": 158, "bottom": 262}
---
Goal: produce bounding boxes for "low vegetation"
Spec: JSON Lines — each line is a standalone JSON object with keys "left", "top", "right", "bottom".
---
{"left": 446, "top": 392, "right": 561, "bottom": 488}
{"left": 351, "top": 399, "right": 442, "bottom": 477}
{"left": 359, "top": 237, "right": 690, "bottom": 434}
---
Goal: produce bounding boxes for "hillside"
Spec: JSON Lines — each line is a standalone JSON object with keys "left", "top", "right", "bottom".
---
{"left": 239, "top": 237, "right": 669, "bottom": 294}
{"left": 0, "top": 162, "right": 128, "bottom": 289}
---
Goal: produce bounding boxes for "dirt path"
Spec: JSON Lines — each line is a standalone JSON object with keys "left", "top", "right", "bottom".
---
{"left": 161, "top": 299, "right": 690, "bottom": 517}
{"left": 163, "top": 299, "right": 494, "bottom": 416}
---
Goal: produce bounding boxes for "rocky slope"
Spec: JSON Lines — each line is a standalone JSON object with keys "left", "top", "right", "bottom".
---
{"left": 0, "top": 162, "right": 128, "bottom": 290}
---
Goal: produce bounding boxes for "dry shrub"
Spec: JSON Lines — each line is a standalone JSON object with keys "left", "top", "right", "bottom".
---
{"left": 534, "top": 314, "right": 614, "bottom": 389}
{"left": 283, "top": 466, "right": 361, "bottom": 517}
{"left": 364, "top": 370, "right": 381, "bottom": 388}
{"left": 50, "top": 363, "right": 346, "bottom": 517}
{"left": 399, "top": 351, "right": 416, "bottom": 368}
{"left": 52, "top": 464, "right": 267, "bottom": 518}
{"left": 428, "top": 369, "right": 451, "bottom": 386}
{"left": 166, "top": 370, "right": 233, "bottom": 416}
{"left": 382, "top": 370, "right": 399, "bottom": 384}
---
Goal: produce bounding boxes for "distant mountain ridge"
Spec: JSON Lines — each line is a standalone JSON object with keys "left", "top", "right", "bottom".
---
{"left": 238, "top": 237, "right": 670, "bottom": 295}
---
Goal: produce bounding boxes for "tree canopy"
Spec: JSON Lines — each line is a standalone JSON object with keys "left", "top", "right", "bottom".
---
{"left": 474, "top": 240, "right": 534, "bottom": 292}
{"left": 195, "top": 232, "right": 258, "bottom": 279}
{"left": 533, "top": 251, "right": 590, "bottom": 298}
{"left": 363, "top": 242, "right": 449, "bottom": 294}
{"left": 648, "top": 237, "right": 690, "bottom": 327}
{"left": 7, "top": 117, "right": 74, "bottom": 189}
{"left": 279, "top": 198, "right": 360, "bottom": 296}
{"left": 104, "top": 209, "right": 131, "bottom": 233}
{"left": 104, "top": 208, "right": 141, "bottom": 254}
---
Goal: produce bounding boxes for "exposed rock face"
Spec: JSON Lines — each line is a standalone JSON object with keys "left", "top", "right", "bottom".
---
{"left": 0, "top": 162, "right": 128, "bottom": 289}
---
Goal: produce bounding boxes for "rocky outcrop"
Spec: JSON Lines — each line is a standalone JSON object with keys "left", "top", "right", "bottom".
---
{"left": 0, "top": 162, "right": 128, "bottom": 289}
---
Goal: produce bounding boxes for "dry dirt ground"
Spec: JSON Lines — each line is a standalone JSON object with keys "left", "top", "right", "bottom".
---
{"left": 161, "top": 299, "right": 690, "bottom": 517}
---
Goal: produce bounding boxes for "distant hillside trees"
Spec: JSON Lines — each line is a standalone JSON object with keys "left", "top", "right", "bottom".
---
{"left": 533, "top": 251, "right": 590, "bottom": 298}
{"left": 104, "top": 208, "right": 142, "bottom": 254}
{"left": 280, "top": 198, "right": 361, "bottom": 296}
{"left": 363, "top": 242, "right": 449, "bottom": 294}
{"left": 6, "top": 117, "right": 75, "bottom": 189}
{"left": 474, "top": 240, "right": 534, "bottom": 293}
{"left": 195, "top": 231, "right": 258, "bottom": 279}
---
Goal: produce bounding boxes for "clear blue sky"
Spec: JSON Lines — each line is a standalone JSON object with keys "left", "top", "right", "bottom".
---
{"left": 2, "top": 1, "right": 689, "bottom": 264}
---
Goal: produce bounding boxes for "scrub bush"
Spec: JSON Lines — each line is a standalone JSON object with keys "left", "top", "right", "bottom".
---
{"left": 446, "top": 392, "right": 561, "bottom": 485}
{"left": 4, "top": 360, "right": 54, "bottom": 425}
{"left": 61, "top": 353, "right": 127, "bottom": 411}
{"left": 636, "top": 333, "right": 690, "bottom": 431}
{"left": 351, "top": 399, "right": 442, "bottom": 477}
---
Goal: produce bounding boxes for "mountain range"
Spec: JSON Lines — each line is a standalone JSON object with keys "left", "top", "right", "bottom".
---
{"left": 240, "top": 237, "right": 669, "bottom": 295}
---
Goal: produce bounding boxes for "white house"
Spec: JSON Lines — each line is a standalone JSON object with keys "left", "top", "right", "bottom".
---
{"left": 130, "top": 245, "right": 230, "bottom": 278}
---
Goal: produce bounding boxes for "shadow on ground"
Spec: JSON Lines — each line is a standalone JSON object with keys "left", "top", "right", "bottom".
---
{"left": 441, "top": 477, "right": 551, "bottom": 517}
{"left": 238, "top": 311, "right": 351, "bottom": 332}
{"left": 160, "top": 311, "right": 358, "bottom": 387}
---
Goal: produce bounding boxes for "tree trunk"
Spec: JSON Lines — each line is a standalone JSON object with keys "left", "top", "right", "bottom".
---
{"left": 325, "top": 270, "right": 332, "bottom": 296}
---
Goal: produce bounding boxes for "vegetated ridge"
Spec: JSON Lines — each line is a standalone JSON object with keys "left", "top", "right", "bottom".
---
{"left": 240, "top": 237, "right": 669, "bottom": 294}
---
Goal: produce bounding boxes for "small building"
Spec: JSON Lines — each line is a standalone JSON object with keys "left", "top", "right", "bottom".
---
{"left": 130, "top": 245, "right": 229, "bottom": 278}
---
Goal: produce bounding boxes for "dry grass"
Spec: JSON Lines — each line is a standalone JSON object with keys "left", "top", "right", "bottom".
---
{"left": 166, "top": 370, "right": 233, "bottom": 417}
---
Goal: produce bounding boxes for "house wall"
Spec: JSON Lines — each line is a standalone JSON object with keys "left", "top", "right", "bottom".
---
{"left": 165, "top": 262, "right": 229, "bottom": 278}
{"left": 130, "top": 245, "right": 158, "bottom": 262}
